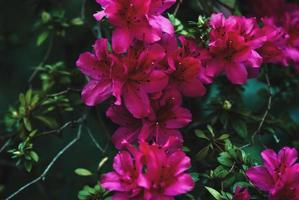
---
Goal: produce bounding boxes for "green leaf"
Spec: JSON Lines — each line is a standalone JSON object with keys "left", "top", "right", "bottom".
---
{"left": 196, "top": 146, "right": 210, "bottom": 161}
{"left": 24, "top": 161, "right": 33, "bottom": 172}
{"left": 71, "top": 18, "right": 84, "bottom": 26}
{"left": 30, "top": 151, "right": 39, "bottom": 162}
{"left": 37, "top": 31, "right": 49, "bottom": 46}
{"left": 232, "top": 119, "right": 248, "bottom": 139}
{"left": 75, "top": 168, "right": 93, "bottom": 176}
{"left": 190, "top": 172, "right": 200, "bottom": 182}
{"left": 23, "top": 118, "right": 32, "bottom": 131}
{"left": 217, "top": 134, "right": 230, "bottom": 141}
{"left": 41, "top": 11, "right": 51, "bottom": 23}
{"left": 98, "top": 157, "right": 109, "bottom": 170}
{"left": 217, "top": 152, "right": 233, "bottom": 167}
{"left": 182, "top": 146, "right": 191, "bottom": 152}
{"left": 205, "top": 186, "right": 223, "bottom": 200}
{"left": 195, "top": 130, "right": 209, "bottom": 140}
{"left": 35, "top": 116, "right": 58, "bottom": 129}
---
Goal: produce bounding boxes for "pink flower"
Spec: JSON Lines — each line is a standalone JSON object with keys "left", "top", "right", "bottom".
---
{"left": 100, "top": 141, "right": 195, "bottom": 200}
{"left": 115, "top": 43, "right": 169, "bottom": 118}
{"left": 233, "top": 187, "right": 250, "bottom": 200}
{"left": 205, "top": 13, "right": 264, "bottom": 84}
{"left": 257, "top": 18, "right": 288, "bottom": 66}
{"left": 246, "top": 147, "right": 299, "bottom": 200}
{"left": 76, "top": 38, "right": 116, "bottom": 106}
{"left": 94, "top": 0, "right": 175, "bottom": 53}
{"left": 107, "top": 89, "right": 190, "bottom": 149}
{"left": 140, "top": 89, "right": 192, "bottom": 146}
{"left": 106, "top": 105, "right": 143, "bottom": 149}
{"left": 138, "top": 142, "right": 195, "bottom": 199}
{"left": 283, "top": 11, "right": 299, "bottom": 72}
{"left": 100, "top": 150, "right": 142, "bottom": 199}
{"left": 160, "top": 34, "right": 208, "bottom": 96}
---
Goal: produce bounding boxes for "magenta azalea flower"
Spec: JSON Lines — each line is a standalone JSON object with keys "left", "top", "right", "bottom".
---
{"left": 100, "top": 150, "right": 142, "bottom": 199}
{"left": 115, "top": 43, "right": 169, "bottom": 118}
{"left": 107, "top": 89, "right": 191, "bottom": 149}
{"left": 140, "top": 89, "right": 192, "bottom": 145}
{"left": 94, "top": 0, "right": 175, "bottom": 53}
{"left": 106, "top": 105, "right": 143, "bottom": 149}
{"left": 246, "top": 147, "right": 299, "bottom": 200}
{"left": 205, "top": 13, "right": 264, "bottom": 84}
{"left": 233, "top": 187, "right": 250, "bottom": 200}
{"left": 76, "top": 38, "right": 116, "bottom": 106}
{"left": 160, "top": 34, "right": 208, "bottom": 96}
{"left": 257, "top": 18, "right": 288, "bottom": 66}
{"left": 100, "top": 141, "right": 194, "bottom": 200}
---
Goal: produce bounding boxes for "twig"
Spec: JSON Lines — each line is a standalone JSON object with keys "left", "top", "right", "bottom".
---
{"left": 46, "top": 88, "right": 81, "bottom": 97}
{"left": 95, "top": 108, "right": 110, "bottom": 151}
{"left": 173, "top": 0, "right": 183, "bottom": 16}
{"left": 28, "top": 34, "right": 54, "bottom": 84}
{"left": 251, "top": 73, "right": 272, "bottom": 144}
{"left": 87, "top": 128, "right": 106, "bottom": 153}
{"left": 0, "top": 139, "right": 12, "bottom": 154}
{"left": 215, "top": 0, "right": 235, "bottom": 12}
{"left": 81, "top": 0, "right": 87, "bottom": 20}
{"left": 37, "top": 115, "right": 86, "bottom": 137}
{"left": 5, "top": 124, "right": 83, "bottom": 200}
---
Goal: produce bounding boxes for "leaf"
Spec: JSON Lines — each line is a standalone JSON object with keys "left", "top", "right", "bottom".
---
{"left": 196, "top": 146, "right": 210, "bottom": 161}
{"left": 232, "top": 119, "right": 248, "bottom": 139}
{"left": 25, "top": 89, "right": 32, "bottom": 105}
{"left": 37, "top": 31, "right": 49, "bottom": 46}
{"left": 35, "top": 116, "right": 58, "bottom": 129}
{"left": 217, "top": 134, "right": 230, "bottom": 141}
{"left": 41, "top": 11, "right": 51, "bottom": 22}
{"left": 213, "top": 166, "right": 229, "bottom": 178}
{"left": 71, "top": 18, "right": 84, "bottom": 26}
{"left": 23, "top": 118, "right": 32, "bottom": 131}
{"left": 190, "top": 172, "right": 200, "bottom": 182}
{"left": 24, "top": 161, "right": 33, "bottom": 172}
{"left": 183, "top": 146, "right": 191, "bottom": 152}
{"left": 30, "top": 151, "right": 39, "bottom": 162}
{"left": 98, "top": 157, "right": 108, "bottom": 170}
{"left": 205, "top": 186, "right": 223, "bottom": 200}
{"left": 75, "top": 168, "right": 93, "bottom": 176}
{"left": 195, "top": 130, "right": 209, "bottom": 140}
{"left": 217, "top": 152, "right": 233, "bottom": 167}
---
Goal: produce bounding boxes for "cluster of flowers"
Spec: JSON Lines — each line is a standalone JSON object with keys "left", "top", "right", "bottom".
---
{"left": 101, "top": 140, "right": 194, "bottom": 199}
{"left": 246, "top": 147, "right": 299, "bottom": 200}
{"left": 246, "top": 0, "right": 299, "bottom": 72}
{"left": 75, "top": 0, "right": 299, "bottom": 199}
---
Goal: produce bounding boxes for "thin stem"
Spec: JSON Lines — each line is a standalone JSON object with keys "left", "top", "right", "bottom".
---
{"left": 28, "top": 34, "right": 54, "bottom": 84}
{"left": 5, "top": 125, "right": 83, "bottom": 200}
{"left": 37, "top": 115, "right": 86, "bottom": 137}
{"left": 251, "top": 73, "right": 272, "bottom": 144}
{"left": 0, "top": 139, "right": 12, "bottom": 154}
{"left": 87, "top": 128, "right": 106, "bottom": 153}
{"left": 173, "top": 0, "right": 183, "bottom": 16}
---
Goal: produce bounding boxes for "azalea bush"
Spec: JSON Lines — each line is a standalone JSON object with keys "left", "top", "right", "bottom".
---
{"left": 1, "top": 0, "right": 299, "bottom": 199}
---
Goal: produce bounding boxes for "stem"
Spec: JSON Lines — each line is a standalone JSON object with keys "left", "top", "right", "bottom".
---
{"left": 5, "top": 124, "right": 84, "bottom": 200}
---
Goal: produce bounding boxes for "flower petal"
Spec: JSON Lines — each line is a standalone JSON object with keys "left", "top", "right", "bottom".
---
{"left": 76, "top": 52, "right": 102, "bottom": 80}
{"left": 112, "top": 28, "right": 132, "bottom": 54}
{"left": 165, "top": 107, "right": 192, "bottom": 129}
{"left": 112, "top": 127, "right": 141, "bottom": 149}
{"left": 164, "top": 174, "right": 195, "bottom": 196}
{"left": 142, "top": 70, "right": 169, "bottom": 93}
{"left": 123, "top": 83, "right": 151, "bottom": 118}
{"left": 246, "top": 166, "right": 274, "bottom": 191}
{"left": 81, "top": 80, "right": 112, "bottom": 106}
{"left": 93, "top": 11, "right": 106, "bottom": 21}
{"left": 225, "top": 63, "right": 248, "bottom": 84}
